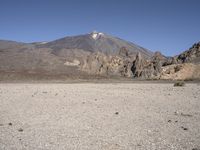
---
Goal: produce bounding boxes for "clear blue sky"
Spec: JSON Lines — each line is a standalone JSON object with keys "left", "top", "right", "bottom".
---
{"left": 0, "top": 0, "right": 199, "bottom": 56}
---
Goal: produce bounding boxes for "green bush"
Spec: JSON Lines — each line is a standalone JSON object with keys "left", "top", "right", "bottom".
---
{"left": 174, "top": 81, "right": 185, "bottom": 87}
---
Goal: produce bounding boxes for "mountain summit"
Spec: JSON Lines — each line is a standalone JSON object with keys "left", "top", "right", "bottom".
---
{"left": 90, "top": 31, "right": 105, "bottom": 40}
{"left": 39, "top": 32, "right": 153, "bottom": 58}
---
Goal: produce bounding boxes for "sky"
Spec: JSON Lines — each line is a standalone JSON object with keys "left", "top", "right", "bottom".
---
{"left": 0, "top": 0, "right": 200, "bottom": 56}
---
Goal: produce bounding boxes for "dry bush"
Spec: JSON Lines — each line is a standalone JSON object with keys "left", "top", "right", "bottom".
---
{"left": 174, "top": 81, "right": 185, "bottom": 87}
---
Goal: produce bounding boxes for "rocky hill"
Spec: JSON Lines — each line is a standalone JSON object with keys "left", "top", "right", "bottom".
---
{"left": 176, "top": 42, "right": 200, "bottom": 64}
{"left": 131, "top": 42, "right": 200, "bottom": 80}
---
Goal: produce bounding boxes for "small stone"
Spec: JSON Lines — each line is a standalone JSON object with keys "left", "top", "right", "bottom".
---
{"left": 168, "top": 120, "right": 172, "bottom": 123}
{"left": 174, "top": 111, "right": 179, "bottom": 115}
{"left": 115, "top": 112, "right": 119, "bottom": 115}
{"left": 8, "top": 123, "right": 12, "bottom": 126}
{"left": 18, "top": 128, "right": 23, "bottom": 132}
{"left": 181, "top": 126, "right": 188, "bottom": 131}
{"left": 180, "top": 113, "right": 193, "bottom": 117}
{"left": 147, "top": 130, "right": 152, "bottom": 133}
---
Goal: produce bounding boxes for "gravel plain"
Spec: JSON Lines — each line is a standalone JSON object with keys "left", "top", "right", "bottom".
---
{"left": 0, "top": 83, "right": 200, "bottom": 150}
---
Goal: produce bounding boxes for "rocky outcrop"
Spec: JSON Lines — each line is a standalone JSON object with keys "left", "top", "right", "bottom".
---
{"left": 81, "top": 48, "right": 134, "bottom": 77}
{"left": 118, "top": 47, "right": 129, "bottom": 57}
{"left": 132, "top": 52, "right": 166, "bottom": 79}
{"left": 160, "top": 63, "right": 200, "bottom": 80}
{"left": 79, "top": 42, "right": 200, "bottom": 80}
{"left": 131, "top": 42, "right": 200, "bottom": 80}
{"left": 176, "top": 42, "right": 200, "bottom": 64}
{"left": 131, "top": 53, "right": 146, "bottom": 78}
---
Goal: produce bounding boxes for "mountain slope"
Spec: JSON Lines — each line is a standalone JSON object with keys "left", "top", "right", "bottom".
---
{"left": 39, "top": 32, "right": 153, "bottom": 58}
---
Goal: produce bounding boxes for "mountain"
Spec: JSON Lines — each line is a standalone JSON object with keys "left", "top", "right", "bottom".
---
{"left": 0, "top": 32, "right": 153, "bottom": 80}
{"left": 38, "top": 31, "right": 153, "bottom": 58}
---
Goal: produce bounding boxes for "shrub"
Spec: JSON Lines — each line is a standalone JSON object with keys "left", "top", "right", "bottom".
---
{"left": 174, "top": 81, "right": 185, "bottom": 87}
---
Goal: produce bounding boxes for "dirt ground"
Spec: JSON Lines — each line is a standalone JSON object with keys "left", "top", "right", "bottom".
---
{"left": 0, "top": 83, "right": 200, "bottom": 150}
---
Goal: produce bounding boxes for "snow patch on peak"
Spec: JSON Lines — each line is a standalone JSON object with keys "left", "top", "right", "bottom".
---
{"left": 40, "top": 41, "right": 48, "bottom": 44}
{"left": 90, "top": 31, "right": 104, "bottom": 40}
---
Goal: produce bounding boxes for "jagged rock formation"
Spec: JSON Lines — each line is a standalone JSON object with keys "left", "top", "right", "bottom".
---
{"left": 176, "top": 42, "right": 200, "bottom": 64}
{"left": 132, "top": 52, "right": 165, "bottom": 79}
{"left": 131, "top": 53, "right": 146, "bottom": 77}
{"left": 81, "top": 50, "right": 134, "bottom": 77}
{"left": 131, "top": 42, "right": 200, "bottom": 80}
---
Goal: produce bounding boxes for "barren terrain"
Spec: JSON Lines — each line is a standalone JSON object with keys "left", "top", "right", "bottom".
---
{"left": 0, "top": 83, "right": 200, "bottom": 150}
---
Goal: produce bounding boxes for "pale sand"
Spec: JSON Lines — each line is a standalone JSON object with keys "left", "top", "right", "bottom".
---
{"left": 0, "top": 83, "right": 200, "bottom": 150}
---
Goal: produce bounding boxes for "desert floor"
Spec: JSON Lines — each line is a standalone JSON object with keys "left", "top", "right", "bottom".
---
{"left": 0, "top": 83, "right": 200, "bottom": 150}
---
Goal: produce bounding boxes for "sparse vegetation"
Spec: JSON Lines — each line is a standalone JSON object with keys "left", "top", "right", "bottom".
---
{"left": 174, "top": 81, "right": 185, "bottom": 87}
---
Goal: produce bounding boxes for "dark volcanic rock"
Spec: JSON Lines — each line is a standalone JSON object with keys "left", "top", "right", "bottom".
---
{"left": 131, "top": 53, "right": 146, "bottom": 78}
{"left": 132, "top": 52, "right": 165, "bottom": 79}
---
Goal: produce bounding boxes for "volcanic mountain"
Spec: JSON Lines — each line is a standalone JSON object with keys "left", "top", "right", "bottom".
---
{"left": 0, "top": 32, "right": 153, "bottom": 80}
{"left": 38, "top": 31, "right": 153, "bottom": 58}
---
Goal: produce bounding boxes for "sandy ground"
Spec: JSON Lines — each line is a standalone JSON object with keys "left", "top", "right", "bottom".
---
{"left": 0, "top": 83, "right": 200, "bottom": 150}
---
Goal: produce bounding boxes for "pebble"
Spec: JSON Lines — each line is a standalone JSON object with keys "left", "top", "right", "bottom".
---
{"left": 18, "top": 128, "right": 23, "bottom": 132}
{"left": 181, "top": 126, "right": 188, "bottom": 131}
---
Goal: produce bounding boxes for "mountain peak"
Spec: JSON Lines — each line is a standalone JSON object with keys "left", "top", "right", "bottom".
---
{"left": 37, "top": 31, "right": 153, "bottom": 58}
{"left": 90, "top": 31, "right": 104, "bottom": 40}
